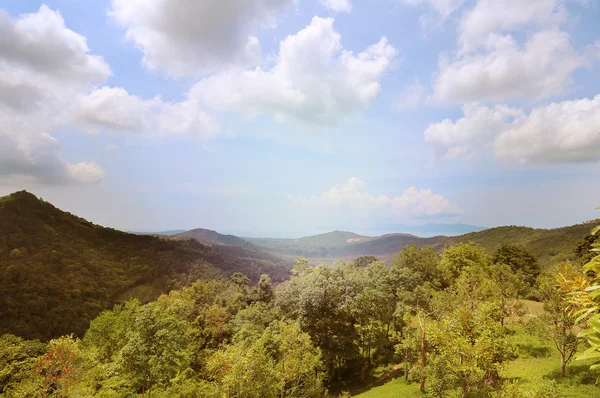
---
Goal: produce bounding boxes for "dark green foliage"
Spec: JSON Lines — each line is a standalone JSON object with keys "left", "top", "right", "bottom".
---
{"left": 493, "top": 244, "right": 540, "bottom": 287}
{"left": 0, "top": 191, "right": 290, "bottom": 341}
{"left": 353, "top": 256, "right": 379, "bottom": 268}
{"left": 574, "top": 233, "right": 599, "bottom": 264}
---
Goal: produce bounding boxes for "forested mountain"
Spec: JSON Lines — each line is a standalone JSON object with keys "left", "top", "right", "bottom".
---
{"left": 244, "top": 223, "right": 598, "bottom": 267}
{"left": 0, "top": 191, "right": 290, "bottom": 341}
{"left": 172, "top": 228, "right": 255, "bottom": 247}
{"left": 245, "top": 230, "right": 376, "bottom": 257}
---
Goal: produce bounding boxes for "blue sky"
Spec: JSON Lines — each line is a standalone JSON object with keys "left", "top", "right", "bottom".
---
{"left": 0, "top": 0, "right": 599, "bottom": 237}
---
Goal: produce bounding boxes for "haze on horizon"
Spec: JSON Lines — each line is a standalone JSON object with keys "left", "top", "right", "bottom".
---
{"left": 1, "top": 0, "right": 599, "bottom": 237}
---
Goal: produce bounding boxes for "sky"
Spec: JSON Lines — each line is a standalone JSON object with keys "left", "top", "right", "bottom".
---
{"left": 0, "top": 0, "right": 599, "bottom": 237}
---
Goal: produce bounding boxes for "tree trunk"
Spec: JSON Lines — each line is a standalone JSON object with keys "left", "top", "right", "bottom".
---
{"left": 461, "top": 378, "right": 468, "bottom": 398}
{"left": 561, "top": 351, "right": 566, "bottom": 376}
{"left": 419, "top": 324, "right": 426, "bottom": 393}
{"left": 404, "top": 359, "right": 410, "bottom": 382}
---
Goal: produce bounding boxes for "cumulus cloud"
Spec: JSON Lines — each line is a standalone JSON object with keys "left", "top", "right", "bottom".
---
{"left": 289, "top": 177, "right": 461, "bottom": 218}
{"left": 0, "top": 6, "right": 110, "bottom": 83}
{"left": 425, "top": 95, "right": 600, "bottom": 163}
{"left": 430, "top": 0, "right": 594, "bottom": 103}
{"left": 424, "top": 103, "right": 525, "bottom": 160}
{"left": 191, "top": 17, "right": 396, "bottom": 127}
{"left": 0, "top": 6, "right": 109, "bottom": 184}
{"left": 321, "top": 0, "right": 353, "bottom": 13}
{"left": 74, "top": 87, "right": 219, "bottom": 139}
{"left": 458, "top": 0, "right": 567, "bottom": 53}
{"left": 109, "top": 0, "right": 295, "bottom": 77}
{"left": 433, "top": 29, "right": 588, "bottom": 103}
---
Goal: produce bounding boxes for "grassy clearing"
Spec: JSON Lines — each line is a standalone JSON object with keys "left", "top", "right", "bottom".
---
{"left": 355, "top": 303, "right": 599, "bottom": 398}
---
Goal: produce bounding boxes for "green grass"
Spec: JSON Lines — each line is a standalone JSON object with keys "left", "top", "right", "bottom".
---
{"left": 354, "top": 378, "right": 422, "bottom": 398}
{"left": 355, "top": 325, "right": 600, "bottom": 398}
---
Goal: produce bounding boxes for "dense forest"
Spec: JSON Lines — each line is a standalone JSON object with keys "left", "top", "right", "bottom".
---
{"left": 0, "top": 191, "right": 290, "bottom": 341}
{"left": 1, "top": 192, "right": 600, "bottom": 397}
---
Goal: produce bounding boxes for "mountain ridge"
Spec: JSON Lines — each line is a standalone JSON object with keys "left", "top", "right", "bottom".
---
{"left": 0, "top": 191, "right": 290, "bottom": 341}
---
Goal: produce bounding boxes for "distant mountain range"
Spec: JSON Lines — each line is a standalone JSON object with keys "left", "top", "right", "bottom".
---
{"left": 1, "top": 190, "right": 597, "bottom": 341}
{"left": 172, "top": 223, "right": 596, "bottom": 266}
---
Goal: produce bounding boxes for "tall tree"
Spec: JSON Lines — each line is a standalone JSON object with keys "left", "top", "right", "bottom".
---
{"left": 532, "top": 267, "right": 579, "bottom": 376}
{"left": 493, "top": 243, "right": 540, "bottom": 288}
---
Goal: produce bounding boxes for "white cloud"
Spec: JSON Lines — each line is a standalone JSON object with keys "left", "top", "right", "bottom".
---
{"left": 109, "top": 0, "right": 295, "bottom": 77}
{"left": 0, "top": 6, "right": 110, "bottom": 84}
{"left": 394, "top": 80, "right": 425, "bottom": 110}
{"left": 495, "top": 95, "right": 600, "bottom": 163}
{"left": 433, "top": 29, "right": 589, "bottom": 103}
{"left": 75, "top": 87, "right": 220, "bottom": 139}
{"left": 424, "top": 103, "right": 524, "bottom": 159}
{"left": 191, "top": 17, "right": 396, "bottom": 127}
{"left": 66, "top": 162, "right": 106, "bottom": 183}
{"left": 321, "top": 0, "right": 353, "bottom": 13}
{"left": 458, "top": 0, "right": 567, "bottom": 53}
{"left": 0, "top": 6, "right": 109, "bottom": 184}
{"left": 425, "top": 95, "right": 600, "bottom": 163}
{"left": 104, "top": 144, "right": 120, "bottom": 151}
{"left": 289, "top": 177, "right": 461, "bottom": 218}
{"left": 430, "top": 0, "right": 595, "bottom": 103}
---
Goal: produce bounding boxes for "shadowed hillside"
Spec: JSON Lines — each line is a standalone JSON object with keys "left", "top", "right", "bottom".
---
{"left": 172, "top": 228, "right": 255, "bottom": 247}
{"left": 0, "top": 191, "right": 289, "bottom": 341}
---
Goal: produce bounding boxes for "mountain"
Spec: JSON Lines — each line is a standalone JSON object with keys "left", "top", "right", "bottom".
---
{"left": 328, "top": 233, "right": 443, "bottom": 257}
{"left": 244, "top": 223, "right": 598, "bottom": 267}
{"left": 378, "top": 223, "right": 487, "bottom": 235}
{"left": 131, "top": 229, "right": 186, "bottom": 236}
{"left": 172, "top": 228, "right": 255, "bottom": 247}
{"left": 0, "top": 191, "right": 290, "bottom": 341}
{"left": 245, "top": 230, "right": 377, "bottom": 257}
{"left": 444, "top": 223, "right": 599, "bottom": 266}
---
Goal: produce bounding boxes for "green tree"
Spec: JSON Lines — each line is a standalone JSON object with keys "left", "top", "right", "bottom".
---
{"left": 493, "top": 244, "right": 540, "bottom": 288}
{"left": 351, "top": 261, "right": 397, "bottom": 378}
{"left": 530, "top": 268, "right": 579, "bottom": 376}
{"left": 115, "top": 303, "right": 190, "bottom": 395}
{"left": 427, "top": 304, "right": 516, "bottom": 397}
{"left": 391, "top": 244, "right": 440, "bottom": 290}
{"left": 575, "top": 233, "right": 599, "bottom": 265}
{"left": 489, "top": 263, "right": 525, "bottom": 326}
{"left": 561, "top": 209, "right": 600, "bottom": 377}
{"left": 256, "top": 274, "right": 275, "bottom": 304}
{"left": 439, "top": 243, "right": 489, "bottom": 287}
{"left": 353, "top": 255, "right": 379, "bottom": 268}
{"left": 208, "top": 320, "right": 325, "bottom": 398}
{"left": 0, "top": 334, "right": 45, "bottom": 397}
{"left": 82, "top": 299, "right": 140, "bottom": 363}
{"left": 276, "top": 262, "right": 359, "bottom": 378}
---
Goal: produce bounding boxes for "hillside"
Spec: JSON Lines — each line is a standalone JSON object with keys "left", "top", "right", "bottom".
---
{"left": 172, "top": 228, "right": 255, "bottom": 247}
{"left": 242, "top": 223, "right": 598, "bottom": 266}
{"left": 444, "top": 223, "right": 599, "bottom": 265}
{"left": 0, "top": 191, "right": 290, "bottom": 341}
{"left": 245, "top": 230, "right": 376, "bottom": 257}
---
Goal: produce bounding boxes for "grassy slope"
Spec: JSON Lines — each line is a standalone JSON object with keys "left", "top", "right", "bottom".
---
{"left": 355, "top": 302, "right": 599, "bottom": 398}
